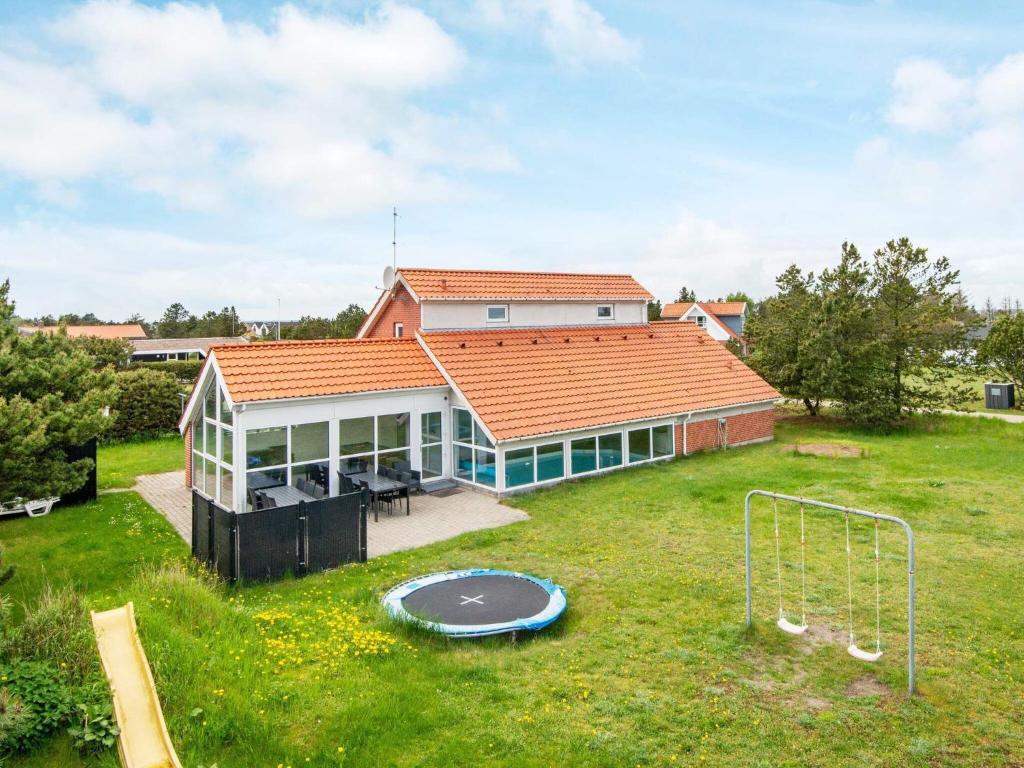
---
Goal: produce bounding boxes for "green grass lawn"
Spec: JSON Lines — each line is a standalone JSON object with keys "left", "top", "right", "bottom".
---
{"left": 97, "top": 433, "right": 184, "bottom": 490}
{"left": 4, "top": 415, "right": 1023, "bottom": 767}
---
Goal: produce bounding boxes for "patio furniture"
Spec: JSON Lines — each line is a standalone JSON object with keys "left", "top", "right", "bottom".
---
{"left": 351, "top": 471, "right": 409, "bottom": 519}
{"left": 0, "top": 496, "right": 60, "bottom": 518}
{"left": 404, "top": 469, "right": 422, "bottom": 494}
{"left": 263, "top": 484, "right": 314, "bottom": 507}
{"left": 394, "top": 460, "right": 412, "bottom": 473}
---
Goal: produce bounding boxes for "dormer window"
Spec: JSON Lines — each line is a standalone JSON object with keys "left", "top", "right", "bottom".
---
{"left": 597, "top": 305, "right": 614, "bottom": 320}
{"left": 487, "top": 305, "right": 509, "bottom": 323}
{"left": 394, "top": 322, "right": 404, "bottom": 338}
{"left": 695, "top": 315, "right": 707, "bottom": 329}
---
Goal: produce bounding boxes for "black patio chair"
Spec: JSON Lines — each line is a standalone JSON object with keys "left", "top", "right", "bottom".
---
{"left": 394, "top": 459, "right": 412, "bottom": 473}
{"left": 405, "top": 469, "right": 422, "bottom": 494}
{"left": 247, "top": 487, "right": 261, "bottom": 512}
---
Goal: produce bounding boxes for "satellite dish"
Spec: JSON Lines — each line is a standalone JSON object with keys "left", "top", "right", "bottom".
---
{"left": 382, "top": 265, "right": 396, "bottom": 290}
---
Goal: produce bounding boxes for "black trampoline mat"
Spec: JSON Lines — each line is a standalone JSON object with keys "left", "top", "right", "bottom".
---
{"left": 401, "top": 574, "right": 551, "bottom": 625}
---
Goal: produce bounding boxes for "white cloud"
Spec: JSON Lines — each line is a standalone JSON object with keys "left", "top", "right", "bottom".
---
{"left": 475, "top": 0, "right": 638, "bottom": 67}
{"left": 0, "top": 1, "right": 513, "bottom": 217}
{"left": 886, "top": 59, "right": 969, "bottom": 133}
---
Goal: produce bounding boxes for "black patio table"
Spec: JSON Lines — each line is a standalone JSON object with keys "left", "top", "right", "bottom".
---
{"left": 351, "top": 472, "right": 410, "bottom": 520}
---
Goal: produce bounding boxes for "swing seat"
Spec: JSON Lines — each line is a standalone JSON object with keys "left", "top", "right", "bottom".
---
{"left": 777, "top": 617, "right": 808, "bottom": 635}
{"left": 847, "top": 644, "right": 882, "bottom": 662}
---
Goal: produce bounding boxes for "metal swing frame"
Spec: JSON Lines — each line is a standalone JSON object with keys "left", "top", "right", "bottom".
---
{"left": 743, "top": 490, "right": 917, "bottom": 696}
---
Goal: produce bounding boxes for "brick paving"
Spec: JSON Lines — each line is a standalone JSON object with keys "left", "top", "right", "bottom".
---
{"left": 132, "top": 472, "right": 528, "bottom": 558}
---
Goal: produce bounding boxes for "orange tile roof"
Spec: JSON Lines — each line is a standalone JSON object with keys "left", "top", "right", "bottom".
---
{"left": 661, "top": 302, "right": 696, "bottom": 318}
{"left": 211, "top": 338, "right": 446, "bottom": 403}
{"left": 702, "top": 301, "right": 747, "bottom": 315}
{"left": 18, "top": 323, "right": 148, "bottom": 339}
{"left": 662, "top": 301, "right": 747, "bottom": 318}
{"left": 398, "top": 268, "right": 653, "bottom": 301}
{"left": 420, "top": 323, "right": 778, "bottom": 440}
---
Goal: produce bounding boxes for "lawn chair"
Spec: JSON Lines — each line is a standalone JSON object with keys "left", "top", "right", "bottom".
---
{"left": 0, "top": 496, "right": 59, "bottom": 518}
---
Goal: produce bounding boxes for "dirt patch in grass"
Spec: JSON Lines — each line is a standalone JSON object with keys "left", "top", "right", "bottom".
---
{"left": 845, "top": 676, "right": 888, "bottom": 698}
{"left": 785, "top": 443, "right": 864, "bottom": 458}
{"left": 805, "top": 623, "right": 847, "bottom": 647}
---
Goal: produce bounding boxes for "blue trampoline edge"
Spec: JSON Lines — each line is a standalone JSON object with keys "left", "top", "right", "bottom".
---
{"left": 382, "top": 568, "right": 567, "bottom": 638}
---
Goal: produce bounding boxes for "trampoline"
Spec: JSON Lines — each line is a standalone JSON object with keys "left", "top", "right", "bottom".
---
{"left": 382, "top": 569, "right": 567, "bottom": 638}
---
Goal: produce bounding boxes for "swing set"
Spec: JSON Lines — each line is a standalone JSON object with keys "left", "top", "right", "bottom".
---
{"left": 743, "top": 490, "right": 917, "bottom": 696}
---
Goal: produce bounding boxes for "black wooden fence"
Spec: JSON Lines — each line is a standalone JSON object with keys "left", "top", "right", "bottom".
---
{"left": 191, "top": 490, "right": 367, "bottom": 582}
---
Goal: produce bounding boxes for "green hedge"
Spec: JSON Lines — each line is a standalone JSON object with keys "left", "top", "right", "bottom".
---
{"left": 110, "top": 368, "right": 182, "bottom": 441}
{"left": 132, "top": 359, "right": 204, "bottom": 386}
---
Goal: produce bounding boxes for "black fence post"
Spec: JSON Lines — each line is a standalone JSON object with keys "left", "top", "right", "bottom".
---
{"left": 229, "top": 510, "right": 238, "bottom": 584}
{"left": 359, "top": 496, "right": 368, "bottom": 562}
{"left": 297, "top": 501, "right": 308, "bottom": 576}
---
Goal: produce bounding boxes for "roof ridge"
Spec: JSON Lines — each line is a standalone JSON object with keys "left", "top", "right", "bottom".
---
{"left": 398, "top": 267, "right": 636, "bottom": 278}
{"left": 212, "top": 337, "right": 416, "bottom": 350}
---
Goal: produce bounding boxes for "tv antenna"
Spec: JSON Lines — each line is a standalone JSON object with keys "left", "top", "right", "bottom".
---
{"left": 392, "top": 205, "right": 398, "bottom": 271}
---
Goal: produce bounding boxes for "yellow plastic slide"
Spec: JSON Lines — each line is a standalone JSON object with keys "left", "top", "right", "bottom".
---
{"left": 91, "top": 603, "right": 183, "bottom": 768}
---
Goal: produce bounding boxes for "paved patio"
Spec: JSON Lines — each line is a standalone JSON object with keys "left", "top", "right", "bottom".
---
{"left": 133, "top": 471, "right": 528, "bottom": 558}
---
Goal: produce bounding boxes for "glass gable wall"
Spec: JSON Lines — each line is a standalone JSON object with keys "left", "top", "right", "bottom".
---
{"left": 191, "top": 378, "right": 234, "bottom": 508}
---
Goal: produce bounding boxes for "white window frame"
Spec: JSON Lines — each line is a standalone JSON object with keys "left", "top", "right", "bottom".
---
{"left": 452, "top": 407, "right": 496, "bottom": 489}
{"left": 695, "top": 315, "right": 707, "bottom": 329}
{"left": 338, "top": 413, "right": 412, "bottom": 474}
{"left": 420, "top": 411, "right": 443, "bottom": 479}
{"left": 501, "top": 420, "right": 676, "bottom": 492}
{"left": 486, "top": 304, "right": 510, "bottom": 323}
{"left": 394, "top": 322, "right": 404, "bottom": 338}
{"left": 596, "top": 304, "right": 614, "bottom": 320}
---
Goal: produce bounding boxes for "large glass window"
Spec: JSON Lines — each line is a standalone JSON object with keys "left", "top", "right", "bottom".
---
{"left": 246, "top": 427, "right": 287, "bottom": 468}
{"left": 628, "top": 428, "right": 651, "bottom": 463}
{"left": 453, "top": 407, "right": 495, "bottom": 487}
{"left": 475, "top": 449, "right": 496, "bottom": 488}
{"left": 421, "top": 412, "right": 443, "bottom": 479}
{"left": 652, "top": 424, "right": 673, "bottom": 458}
{"left": 339, "top": 417, "right": 374, "bottom": 456}
{"left": 455, "top": 444, "right": 473, "bottom": 481}
{"left": 204, "top": 420, "right": 215, "bottom": 455}
{"left": 192, "top": 452, "right": 204, "bottom": 494}
{"left": 222, "top": 428, "right": 233, "bottom": 465}
{"left": 204, "top": 458, "right": 216, "bottom": 495}
{"left": 219, "top": 387, "right": 232, "bottom": 425}
{"left": 291, "top": 422, "right": 329, "bottom": 463}
{"left": 599, "top": 433, "right": 623, "bottom": 468}
{"left": 338, "top": 413, "right": 410, "bottom": 474}
{"left": 220, "top": 469, "right": 233, "bottom": 504}
{"left": 455, "top": 409, "right": 473, "bottom": 442}
{"left": 571, "top": 437, "right": 597, "bottom": 475}
{"left": 536, "top": 443, "right": 564, "bottom": 482}
{"left": 204, "top": 385, "right": 216, "bottom": 419}
{"left": 504, "top": 447, "right": 534, "bottom": 488}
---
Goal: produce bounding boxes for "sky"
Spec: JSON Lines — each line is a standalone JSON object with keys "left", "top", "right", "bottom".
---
{"left": 1, "top": 0, "right": 1023, "bottom": 321}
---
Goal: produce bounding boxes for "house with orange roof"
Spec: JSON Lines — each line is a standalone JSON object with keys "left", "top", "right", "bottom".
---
{"left": 660, "top": 301, "right": 748, "bottom": 343}
{"left": 17, "top": 323, "right": 148, "bottom": 340}
{"left": 179, "top": 268, "right": 778, "bottom": 510}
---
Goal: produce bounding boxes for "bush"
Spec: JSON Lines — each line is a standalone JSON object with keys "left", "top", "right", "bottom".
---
{"left": 111, "top": 368, "right": 182, "bottom": 441}
{"left": 0, "top": 660, "right": 71, "bottom": 753}
{"left": 134, "top": 359, "right": 204, "bottom": 386}
{"left": 3, "top": 585, "right": 97, "bottom": 684}
{"left": 67, "top": 699, "right": 119, "bottom": 755}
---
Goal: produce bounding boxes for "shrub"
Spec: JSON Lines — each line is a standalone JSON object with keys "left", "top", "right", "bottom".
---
{"left": 67, "top": 700, "right": 119, "bottom": 755}
{"left": 4, "top": 585, "right": 97, "bottom": 684}
{"left": 134, "top": 359, "right": 205, "bottom": 386}
{"left": 0, "top": 661, "right": 71, "bottom": 753}
{"left": 111, "top": 368, "right": 182, "bottom": 441}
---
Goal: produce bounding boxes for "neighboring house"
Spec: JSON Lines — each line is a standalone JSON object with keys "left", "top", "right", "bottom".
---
{"left": 17, "top": 323, "right": 148, "bottom": 340}
{"left": 180, "top": 268, "right": 779, "bottom": 510}
{"left": 357, "top": 268, "right": 652, "bottom": 338}
{"left": 130, "top": 336, "right": 249, "bottom": 362}
{"left": 247, "top": 322, "right": 271, "bottom": 338}
{"left": 660, "top": 302, "right": 747, "bottom": 343}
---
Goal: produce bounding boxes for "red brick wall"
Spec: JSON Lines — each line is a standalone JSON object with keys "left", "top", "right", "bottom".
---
{"left": 184, "top": 424, "right": 193, "bottom": 488}
{"left": 365, "top": 284, "right": 421, "bottom": 338}
{"left": 676, "top": 408, "right": 774, "bottom": 455}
